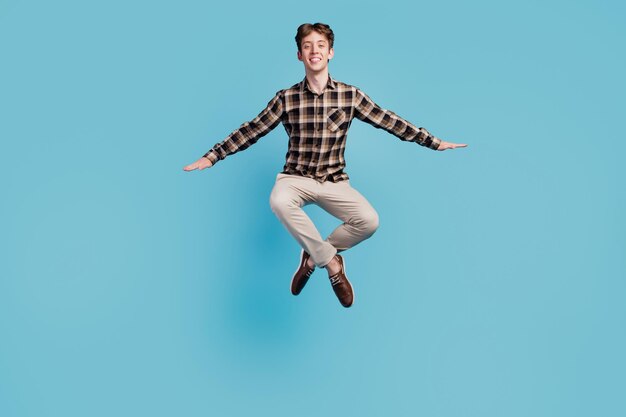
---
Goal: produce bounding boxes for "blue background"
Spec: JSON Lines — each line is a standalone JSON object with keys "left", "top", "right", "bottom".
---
{"left": 1, "top": 0, "right": 624, "bottom": 416}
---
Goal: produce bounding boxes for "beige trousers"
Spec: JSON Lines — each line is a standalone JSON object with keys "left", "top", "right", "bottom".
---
{"left": 269, "top": 173, "right": 380, "bottom": 268}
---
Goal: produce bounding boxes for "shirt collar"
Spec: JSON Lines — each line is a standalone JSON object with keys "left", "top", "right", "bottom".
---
{"left": 300, "top": 74, "right": 337, "bottom": 94}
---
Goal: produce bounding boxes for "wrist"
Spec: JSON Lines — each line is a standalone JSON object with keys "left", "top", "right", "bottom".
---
{"left": 203, "top": 151, "right": 219, "bottom": 165}
{"left": 432, "top": 137, "right": 443, "bottom": 150}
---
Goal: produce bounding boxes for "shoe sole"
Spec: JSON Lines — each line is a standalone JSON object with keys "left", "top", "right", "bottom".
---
{"left": 291, "top": 248, "right": 311, "bottom": 295}
{"left": 336, "top": 254, "right": 355, "bottom": 308}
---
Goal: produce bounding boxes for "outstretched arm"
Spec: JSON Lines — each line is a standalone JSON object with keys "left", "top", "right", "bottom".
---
{"left": 183, "top": 91, "right": 283, "bottom": 171}
{"left": 353, "top": 88, "right": 466, "bottom": 151}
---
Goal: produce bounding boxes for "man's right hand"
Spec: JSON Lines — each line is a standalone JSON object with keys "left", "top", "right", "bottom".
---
{"left": 183, "top": 156, "right": 213, "bottom": 171}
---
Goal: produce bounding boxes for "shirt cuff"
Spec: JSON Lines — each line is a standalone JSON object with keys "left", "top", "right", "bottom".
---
{"left": 430, "top": 136, "right": 442, "bottom": 150}
{"left": 203, "top": 150, "right": 219, "bottom": 165}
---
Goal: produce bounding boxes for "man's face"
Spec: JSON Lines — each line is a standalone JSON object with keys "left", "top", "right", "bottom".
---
{"left": 297, "top": 31, "right": 334, "bottom": 73}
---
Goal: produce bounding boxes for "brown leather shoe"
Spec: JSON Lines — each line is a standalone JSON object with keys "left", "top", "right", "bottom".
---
{"left": 328, "top": 254, "right": 354, "bottom": 308}
{"left": 291, "top": 249, "right": 315, "bottom": 295}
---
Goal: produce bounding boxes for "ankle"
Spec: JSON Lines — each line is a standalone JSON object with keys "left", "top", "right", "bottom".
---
{"left": 325, "top": 256, "right": 340, "bottom": 275}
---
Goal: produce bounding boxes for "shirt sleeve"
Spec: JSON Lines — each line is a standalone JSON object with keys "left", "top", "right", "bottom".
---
{"left": 203, "top": 91, "right": 284, "bottom": 164}
{"left": 353, "top": 88, "right": 441, "bottom": 150}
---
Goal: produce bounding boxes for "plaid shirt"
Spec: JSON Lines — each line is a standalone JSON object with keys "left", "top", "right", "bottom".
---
{"left": 203, "top": 74, "right": 441, "bottom": 183}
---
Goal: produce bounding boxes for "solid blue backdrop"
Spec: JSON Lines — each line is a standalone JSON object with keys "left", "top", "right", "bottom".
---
{"left": 1, "top": 0, "right": 624, "bottom": 416}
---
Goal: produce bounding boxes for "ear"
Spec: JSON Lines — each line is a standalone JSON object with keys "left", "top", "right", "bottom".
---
{"left": 297, "top": 50, "right": 302, "bottom": 61}
{"left": 328, "top": 48, "right": 334, "bottom": 60}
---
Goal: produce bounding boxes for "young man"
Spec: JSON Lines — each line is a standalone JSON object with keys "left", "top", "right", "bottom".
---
{"left": 184, "top": 23, "right": 467, "bottom": 308}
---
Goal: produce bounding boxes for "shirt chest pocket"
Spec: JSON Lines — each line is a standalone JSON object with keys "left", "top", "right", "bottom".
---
{"left": 326, "top": 108, "right": 347, "bottom": 132}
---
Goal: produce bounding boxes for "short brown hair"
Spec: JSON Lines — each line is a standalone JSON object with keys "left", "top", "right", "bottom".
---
{"left": 295, "top": 23, "right": 334, "bottom": 53}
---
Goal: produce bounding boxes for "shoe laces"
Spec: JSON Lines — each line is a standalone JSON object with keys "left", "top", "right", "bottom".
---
{"left": 329, "top": 273, "right": 341, "bottom": 286}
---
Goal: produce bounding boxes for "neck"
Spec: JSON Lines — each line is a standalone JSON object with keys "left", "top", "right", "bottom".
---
{"left": 305, "top": 69, "right": 329, "bottom": 95}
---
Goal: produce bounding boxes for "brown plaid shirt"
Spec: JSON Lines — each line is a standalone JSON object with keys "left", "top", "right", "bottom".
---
{"left": 203, "top": 74, "right": 441, "bottom": 183}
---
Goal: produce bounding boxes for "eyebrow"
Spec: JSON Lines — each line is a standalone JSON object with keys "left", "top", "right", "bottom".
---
{"left": 302, "top": 40, "right": 327, "bottom": 44}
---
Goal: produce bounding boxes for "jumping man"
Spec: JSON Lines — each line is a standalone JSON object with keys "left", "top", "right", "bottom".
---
{"left": 183, "top": 23, "right": 467, "bottom": 308}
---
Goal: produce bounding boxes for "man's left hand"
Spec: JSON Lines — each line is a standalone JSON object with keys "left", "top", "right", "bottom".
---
{"left": 437, "top": 140, "right": 468, "bottom": 151}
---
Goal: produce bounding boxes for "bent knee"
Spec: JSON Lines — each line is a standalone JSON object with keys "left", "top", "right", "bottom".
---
{"left": 269, "top": 189, "right": 296, "bottom": 214}
{"left": 359, "top": 210, "right": 379, "bottom": 235}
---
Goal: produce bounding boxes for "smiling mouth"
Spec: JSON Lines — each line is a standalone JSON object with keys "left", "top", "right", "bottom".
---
{"left": 309, "top": 57, "right": 322, "bottom": 63}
